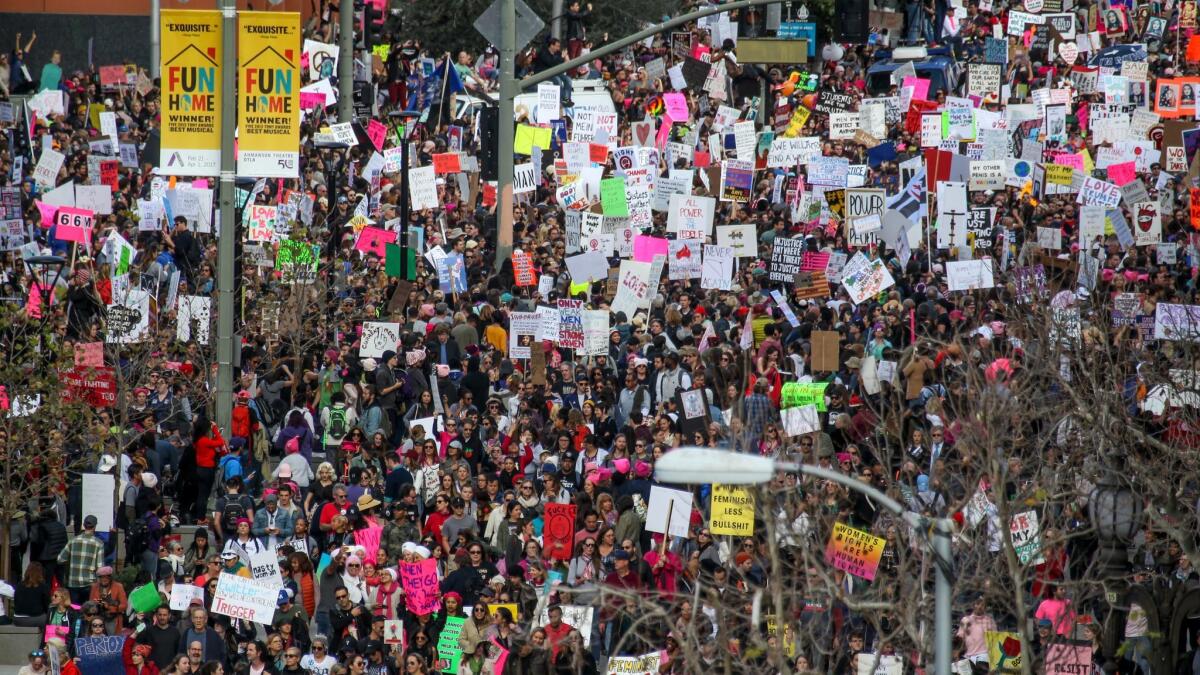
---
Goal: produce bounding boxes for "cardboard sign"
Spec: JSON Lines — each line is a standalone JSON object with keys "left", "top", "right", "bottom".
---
{"left": 75, "top": 636, "right": 125, "bottom": 675}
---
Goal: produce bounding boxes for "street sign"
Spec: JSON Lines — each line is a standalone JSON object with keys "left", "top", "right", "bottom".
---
{"left": 474, "top": 0, "right": 546, "bottom": 51}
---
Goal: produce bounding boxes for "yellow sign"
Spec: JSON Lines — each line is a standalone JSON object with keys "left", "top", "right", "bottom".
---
{"left": 765, "top": 617, "right": 796, "bottom": 657}
{"left": 782, "top": 106, "right": 811, "bottom": 138}
{"left": 985, "top": 631, "right": 1023, "bottom": 672}
{"left": 238, "top": 11, "right": 300, "bottom": 178}
{"left": 709, "top": 484, "right": 755, "bottom": 536}
{"left": 514, "top": 124, "right": 552, "bottom": 155}
{"left": 160, "top": 10, "right": 222, "bottom": 176}
{"left": 1045, "top": 163, "right": 1074, "bottom": 186}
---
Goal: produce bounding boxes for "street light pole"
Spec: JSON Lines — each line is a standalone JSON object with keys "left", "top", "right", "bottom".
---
{"left": 338, "top": 0, "right": 355, "bottom": 122}
{"left": 388, "top": 110, "right": 421, "bottom": 280}
{"left": 150, "top": 0, "right": 161, "bottom": 79}
{"left": 496, "top": 0, "right": 517, "bottom": 273}
{"left": 655, "top": 447, "right": 956, "bottom": 675}
{"left": 216, "top": 0, "right": 238, "bottom": 436}
{"left": 492, "top": 0, "right": 785, "bottom": 271}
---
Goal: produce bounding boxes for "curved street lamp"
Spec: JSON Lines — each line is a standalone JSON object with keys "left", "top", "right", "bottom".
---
{"left": 656, "top": 446, "right": 957, "bottom": 675}
{"left": 1088, "top": 459, "right": 1143, "bottom": 673}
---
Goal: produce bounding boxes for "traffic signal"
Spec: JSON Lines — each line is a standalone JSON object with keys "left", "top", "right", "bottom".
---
{"left": 364, "top": 0, "right": 386, "bottom": 50}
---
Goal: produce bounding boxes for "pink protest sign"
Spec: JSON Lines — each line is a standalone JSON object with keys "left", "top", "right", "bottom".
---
{"left": 1054, "top": 153, "right": 1085, "bottom": 171}
{"left": 192, "top": 179, "right": 209, "bottom": 189}
{"left": 663, "top": 92, "right": 689, "bottom": 121}
{"left": 356, "top": 226, "right": 397, "bottom": 258}
{"left": 367, "top": 119, "right": 387, "bottom": 151}
{"left": 353, "top": 523, "right": 383, "bottom": 564}
{"left": 633, "top": 235, "right": 669, "bottom": 262}
{"left": 903, "top": 76, "right": 930, "bottom": 102}
{"left": 36, "top": 201, "right": 58, "bottom": 227}
{"left": 300, "top": 92, "right": 326, "bottom": 110}
{"left": 75, "top": 342, "right": 104, "bottom": 368}
{"left": 1107, "top": 161, "right": 1136, "bottom": 186}
{"left": 399, "top": 559, "right": 441, "bottom": 615}
{"left": 54, "top": 206, "right": 94, "bottom": 247}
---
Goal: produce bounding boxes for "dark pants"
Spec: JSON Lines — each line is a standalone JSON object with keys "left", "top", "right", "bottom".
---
{"left": 68, "top": 586, "right": 90, "bottom": 606}
{"left": 193, "top": 467, "right": 216, "bottom": 521}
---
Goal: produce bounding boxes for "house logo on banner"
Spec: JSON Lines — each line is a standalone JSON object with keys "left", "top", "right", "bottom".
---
{"left": 237, "top": 11, "right": 301, "bottom": 178}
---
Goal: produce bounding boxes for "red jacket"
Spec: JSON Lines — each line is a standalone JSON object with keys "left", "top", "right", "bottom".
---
{"left": 194, "top": 428, "right": 227, "bottom": 469}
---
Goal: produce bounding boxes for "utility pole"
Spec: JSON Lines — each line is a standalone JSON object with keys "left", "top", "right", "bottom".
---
{"left": 338, "top": 0, "right": 355, "bottom": 122}
{"left": 496, "top": 0, "right": 517, "bottom": 271}
{"left": 150, "top": 0, "right": 161, "bottom": 79}
{"left": 493, "top": 0, "right": 786, "bottom": 271}
{"left": 216, "top": 0, "right": 237, "bottom": 436}
{"left": 551, "top": 0, "right": 563, "bottom": 40}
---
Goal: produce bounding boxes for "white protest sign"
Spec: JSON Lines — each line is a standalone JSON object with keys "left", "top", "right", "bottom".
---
{"left": 646, "top": 485, "right": 693, "bottom": 538}
{"left": 82, "top": 473, "right": 115, "bottom": 532}
{"left": 211, "top": 572, "right": 277, "bottom": 624}
{"left": 408, "top": 166, "right": 439, "bottom": 211}
{"left": 33, "top": 149, "right": 65, "bottom": 188}
{"left": 666, "top": 194, "right": 715, "bottom": 234}
{"left": 513, "top": 162, "right": 538, "bottom": 194}
{"left": 701, "top": 244, "right": 734, "bottom": 290}
{"left": 359, "top": 322, "right": 400, "bottom": 358}
{"left": 537, "top": 83, "right": 560, "bottom": 124}
{"left": 169, "top": 584, "right": 205, "bottom": 611}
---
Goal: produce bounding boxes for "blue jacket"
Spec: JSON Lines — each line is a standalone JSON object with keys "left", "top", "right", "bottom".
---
{"left": 252, "top": 505, "right": 296, "bottom": 544}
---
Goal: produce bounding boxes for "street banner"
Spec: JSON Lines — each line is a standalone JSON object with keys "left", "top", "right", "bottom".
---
{"left": 238, "top": 11, "right": 301, "bottom": 177}
{"left": 161, "top": 10, "right": 222, "bottom": 176}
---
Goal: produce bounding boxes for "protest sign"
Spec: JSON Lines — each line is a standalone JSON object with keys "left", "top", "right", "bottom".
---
{"left": 1010, "top": 511, "right": 1044, "bottom": 565}
{"left": 646, "top": 486, "right": 693, "bottom": 538}
{"left": 508, "top": 312, "right": 541, "bottom": 359}
{"left": 1044, "top": 644, "right": 1091, "bottom": 674}
{"left": 75, "top": 636, "right": 125, "bottom": 675}
{"left": 249, "top": 549, "right": 285, "bottom": 587}
{"left": 605, "top": 652, "right": 662, "bottom": 675}
{"left": 82, "top": 473, "right": 115, "bottom": 531}
{"left": 986, "top": 631, "right": 1023, "bottom": 672}
{"left": 666, "top": 194, "right": 715, "bottom": 233}
{"left": 400, "top": 559, "right": 441, "bottom": 615}
{"left": 824, "top": 522, "right": 887, "bottom": 581}
{"left": 769, "top": 237, "right": 806, "bottom": 283}
{"left": 170, "top": 583, "right": 205, "bottom": 611}
{"left": 544, "top": 503, "right": 577, "bottom": 560}
{"left": 709, "top": 484, "right": 755, "bottom": 536}
{"left": 436, "top": 616, "right": 466, "bottom": 673}
{"left": 534, "top": 605, "right": 594, "bottom": 646}
{"left": 212, "top": 572, "right": 277, "bottom": 624}
{"left": 841, "top": 253, "right": 896, "bottom": 304}
{"left": 701, "top": 244, "right": 734, "bottom": 290}
{"left": 359, "top": 322, "right": 401, "bottom": 358}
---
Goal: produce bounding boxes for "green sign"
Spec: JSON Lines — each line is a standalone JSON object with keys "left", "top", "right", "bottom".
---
{"left": 780, "top": 381, "right": 828, "bottom": 411}
{"left": 276, "top": 240, "right": 319, "bottom": 284}
{"left": 437, "top": 616, "right": 465, "bottom": 673}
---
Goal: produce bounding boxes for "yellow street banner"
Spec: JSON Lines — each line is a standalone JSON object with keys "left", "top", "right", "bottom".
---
{"left": 160, "top": 10, "right": 222, "bottom": 176}
{"left": 709, "top": 484, "right": 755, "bottom": 536}
{"left": 238, "top": 11, "right": 300, "bottom": 178}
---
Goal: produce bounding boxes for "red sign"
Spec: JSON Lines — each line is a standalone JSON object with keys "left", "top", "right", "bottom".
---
{"left": 61, "top": 366, "right": 117, "bottom": 408}
{"left": 100, "top": 160, "right": 120, "bottom": 192}
{"left": 99, "top": 65, "right": 126, "bottom": 87}
{"left": 543, "top": 503, "right": 576, "bottom": 560}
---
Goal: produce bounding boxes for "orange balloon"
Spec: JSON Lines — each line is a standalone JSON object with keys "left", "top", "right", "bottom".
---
{"left": 802, "top": 93, "right": 818, "bottom": 108}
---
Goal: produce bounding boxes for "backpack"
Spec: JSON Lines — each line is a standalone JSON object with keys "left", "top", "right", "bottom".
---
{"left": 255, "top": 395, "right": 281, "bottom": 428}
{"left": 327, "top": 407, "right": 348, "bottom": 443}
{"left": 220, "top": 496, "right": 248, "bottom": 532}
{"left": 126, "top": 518, "right": 149, "bottom": 556}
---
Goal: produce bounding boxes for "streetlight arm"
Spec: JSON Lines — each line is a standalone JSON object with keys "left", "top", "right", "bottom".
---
{"left": 518, "top": 0, "right": 785, "bottom": 90}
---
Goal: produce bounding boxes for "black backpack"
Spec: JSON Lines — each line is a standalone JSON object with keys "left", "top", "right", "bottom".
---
{"left": 126, "top": 518, "right": 149, "bottom": 556}
{"left": 220, "top": 497, "right": 248, "bottom": 536}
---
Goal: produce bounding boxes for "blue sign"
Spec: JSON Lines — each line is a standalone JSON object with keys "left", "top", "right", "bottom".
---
{"left": 778, "top": 22, "right": 817, "bottom": 57}
{"left": 75, "top": 637, "right": 125, "bottom": 675}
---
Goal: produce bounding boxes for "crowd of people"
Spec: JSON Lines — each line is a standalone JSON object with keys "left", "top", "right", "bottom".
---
{"left": 3, "top": 0, "right": 1200, "bottom": 673}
